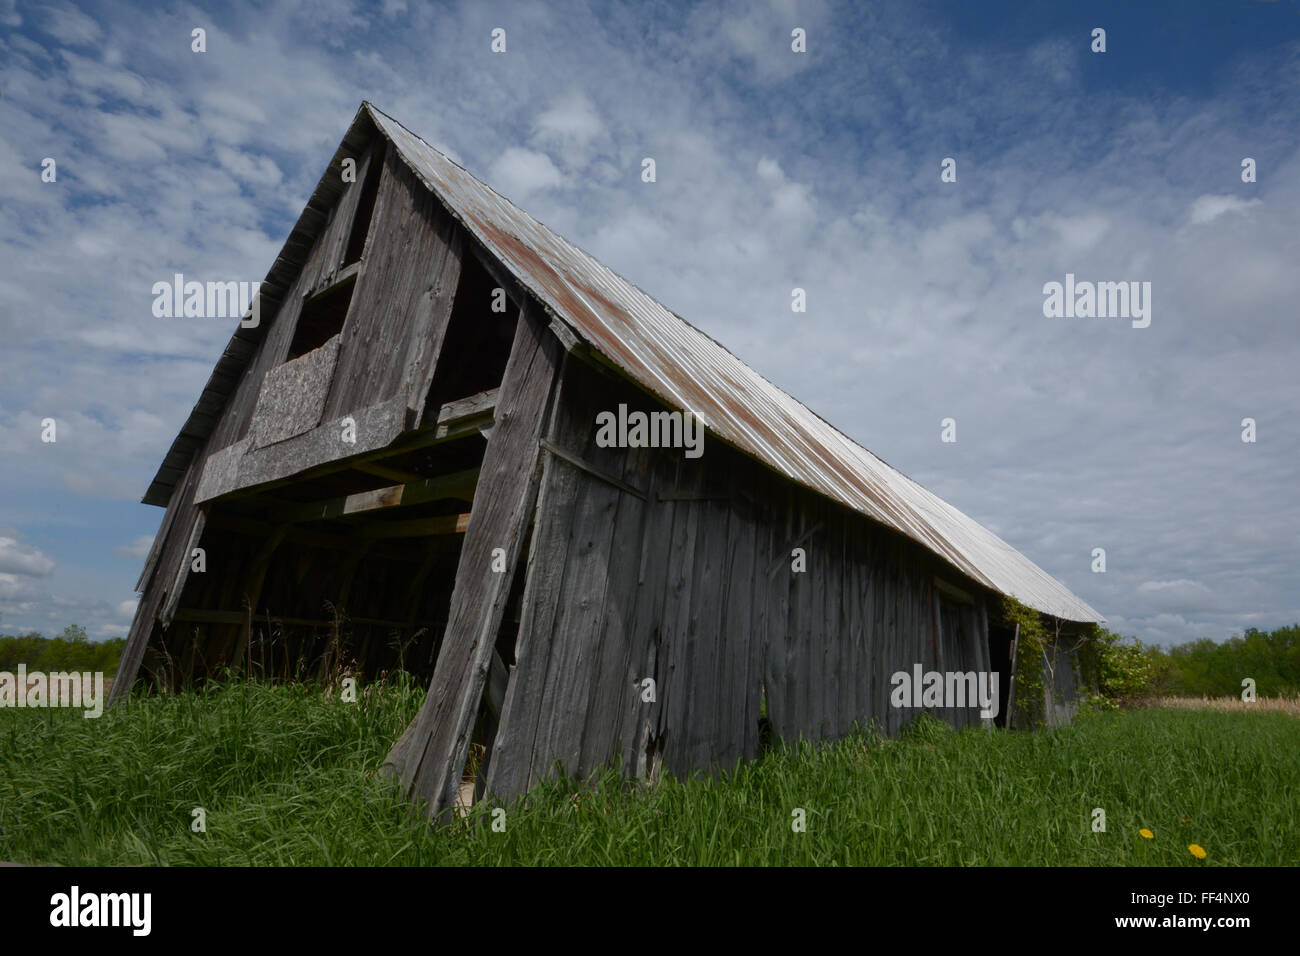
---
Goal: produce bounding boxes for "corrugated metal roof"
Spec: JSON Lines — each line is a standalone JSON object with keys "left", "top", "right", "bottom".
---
{"left": 366, "top": 103, "right": 1103, "bottom": 623}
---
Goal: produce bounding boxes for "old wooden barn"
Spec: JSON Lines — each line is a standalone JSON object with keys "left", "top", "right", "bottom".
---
{"left": 117, "top": 102, "right": 1104, "bottom": 818}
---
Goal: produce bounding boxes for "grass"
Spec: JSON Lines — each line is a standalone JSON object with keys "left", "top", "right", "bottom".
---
{"left": 1132, "top": 695, "right": 1300, "bottom": 716}
{"left": 1, "top": 675, "right": 1296, "bottom": 866}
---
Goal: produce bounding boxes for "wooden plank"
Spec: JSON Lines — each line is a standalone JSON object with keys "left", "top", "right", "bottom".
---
{"left": 744, "top": 469, "right": 773, "bottom": 760}
{"left": 382, "top": 302, "right": 563, "bottom": 819}
{"left": 539, "top": 437, "right": 648, "bottom": 500}
{"left": 195, "top": 395, "right": 410, "bottom": 503}
{"left": 246, "top": 335, "right": 341, "bottom": 450}
{"left": 352, "top": 461, "right": 424, "bottom": 484}
{"left": 305, "top": 260, "right": 361, "bottom": 302}
{"left": 851, "top": 521, "right": 871, "bottom": 729}
{"left": 159, "top": 512, "right": 206, "bottom": 630}
{"left": 1005, "top": 621, "right": 1021, "bottom": 730}
{"left": 615, "top": 449, "right": 676, "bottom": 780}
{"left": 358, "top": 513, "right": 470, "bottom": 538}
{"left": 278, "top": 467, "right": 478, "bottom": 524}
{"left": 654, "top": 458, "right": 705, "bottom": 778}
{"left": 576, "top": 437, "right": 653, "bottom": 779}
{"left": 764, "top": 485, "right": 791, "bottom": 741}
{"left": 529, "top": 407, "right": 623, "bottom": 786}
{"left": 403, "top": 223, "right": 464, "bottom": 426}
{"left": 718, "top": 474, "right": 756, "bottom": 768}
{"left": 325, "top": 150, "right": 464, "bottom": 419}
{"left": 684, "top": 484, "right": 730, "bottom": 771}
{"left": 482, "top": 398, "right": 582, "bottom": 799}
{"left": 197, "top": 390, "right": 496, "bottom": 509}
{"left": 526, "top": 370, "right": 647, "bottom": 783}
{"left": 822, "top": 511, "right": 843, "bottom": 741}
{"left": 135, "top": 453, "right": 195, "bottom": 592}
{"left": 547, "top": 317, "right": 581, "bottom": 353}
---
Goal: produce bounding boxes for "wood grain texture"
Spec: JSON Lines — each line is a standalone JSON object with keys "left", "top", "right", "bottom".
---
{"left": 383, "top": 303, "right": 562, "bottom": 819}
{"left": 247, "top": 336, "right": 341, "bottom": 450}
{"left": 326, "top": 150, "right": 463, "bottom": 420}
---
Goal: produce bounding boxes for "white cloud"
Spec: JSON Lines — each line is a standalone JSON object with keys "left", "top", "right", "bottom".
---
{"left": 0, "top": 535, "right": 56, "bottom": 576}
{"left": 1136, "top": 578, "right": 1218, "bottom": 612}
{"left": 214, "top": 146, "right": 284, "bottom": 187}
{"left": 488, "top": 147, "right": 563, "bottom": 199}
{"left": 534, "top": 92, "right": 603, "bottom": 149}
{"left": 43, "top": 2, "right": 102, "bottom": 47}
{"left": 1187, "top": 194, "right": 1263, "bottom": 226}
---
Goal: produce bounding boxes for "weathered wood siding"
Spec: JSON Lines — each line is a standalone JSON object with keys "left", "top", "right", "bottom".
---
{"left": 483, "top": 356, "right": 998, "bottom": 801}
{"left": 383, "top": 302, "right": 564, "bottom": 818}
{"left": 324, "top": 147, "right": 464, "bottom": 421}
{"left": 1041, "top": 636, "right": 1082, "bottom": 726}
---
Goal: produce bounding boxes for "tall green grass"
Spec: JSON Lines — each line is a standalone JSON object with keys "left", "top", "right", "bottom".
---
{"left": 1, "top": 676, "right": 1295, "bottom": 865}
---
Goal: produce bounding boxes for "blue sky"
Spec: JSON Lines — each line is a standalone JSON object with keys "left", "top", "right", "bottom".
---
{"left": 1, "top": 0, "right": 1297, "bottom": 646}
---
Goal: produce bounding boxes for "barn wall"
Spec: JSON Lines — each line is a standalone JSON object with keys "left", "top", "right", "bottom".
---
{"left": 486, "top": 356, "right": 999, "bottom": 799}
{"left": 1041, "top": 636, "right": 1082, "bottom": 726}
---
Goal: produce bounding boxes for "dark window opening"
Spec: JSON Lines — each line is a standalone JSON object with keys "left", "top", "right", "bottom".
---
{"left": 423, "top": 251, "right": 519, "bottom": 414}
{"left": 344, "top": 142, "right": 386, "bottom": 267}
{"left": 988, "top": 622, "right": 1015, "bottom": 728}
{"left": 287, "top": 277, "right": 354, "bottom": 360}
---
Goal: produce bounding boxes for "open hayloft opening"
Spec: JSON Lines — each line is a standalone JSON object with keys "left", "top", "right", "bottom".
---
{"left": 137, "top": 421, "right": 492, "bottom": 690}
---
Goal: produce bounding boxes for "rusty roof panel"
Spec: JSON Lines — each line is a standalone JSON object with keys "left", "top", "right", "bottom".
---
{"left": 368, "top": 104, "right": 1101, "bottom": 623}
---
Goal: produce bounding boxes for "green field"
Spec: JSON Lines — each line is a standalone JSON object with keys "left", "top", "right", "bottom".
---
{"left": 1, "top": 676, "right": 1295, "bottom": 866}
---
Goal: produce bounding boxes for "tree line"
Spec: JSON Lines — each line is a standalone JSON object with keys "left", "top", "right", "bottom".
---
{"left": 0, "top": 625, "right": 125, "bottom": 674}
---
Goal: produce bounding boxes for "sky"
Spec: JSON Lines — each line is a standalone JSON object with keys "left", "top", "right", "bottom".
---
{"left": 0, "top": 0, "right": 1297, "bottom": 647}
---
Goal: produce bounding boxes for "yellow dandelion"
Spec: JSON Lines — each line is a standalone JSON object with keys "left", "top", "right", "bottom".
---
{"left": 1180, "top": 817, "right": 1191, "bottom": 824}
{"left": 1188, "top": 844, "right": 1207, "bottom": 859}
{"left": 1139, "top": 828, "right": 1154, "bottom": 839}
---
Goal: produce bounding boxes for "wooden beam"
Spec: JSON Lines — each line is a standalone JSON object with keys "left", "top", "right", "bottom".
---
{"left": 278, "top": 468, "right": 478, "bottom": 524}
{"left": 935, "top": 577, "right": 975, "bottom": 605}
{"left": 196, "top": 389, "right": 498, "bottom": 505}
{"left": 547, "top": 317, "right": 581, "bottom": 353}
{"left": 405, "top": 226, "right": 464, "bottom": 427}
{"left": 305, "top": 260, "right": 361, "bottom": 302}
{"left": 352, "top": 461, "right": 424, "bottom": 484}
{"left": 383, "top": 301, "right": 564, "bottom": 820}
{"left": 159, "top": 513, "right": 206, "bottom": 630}
{"left": 358, "top": 513, "right": 471, "bottom": 538}
{"left": 539, "top": 437, "right": 646, "bottom": 501}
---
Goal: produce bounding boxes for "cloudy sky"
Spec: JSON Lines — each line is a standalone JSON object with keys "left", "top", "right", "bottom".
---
{"left": 1, "top": 0, "right": 1296, "bottom": 646}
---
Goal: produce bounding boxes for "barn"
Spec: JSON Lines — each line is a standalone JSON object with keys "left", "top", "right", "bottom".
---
{"left": 115, "top": 102, "right": 1104, "bottom": 819}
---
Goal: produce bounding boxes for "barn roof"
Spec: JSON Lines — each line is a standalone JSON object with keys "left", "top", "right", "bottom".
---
{"left": 147, "top": 101, "right": 1103, "bottom": 624}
